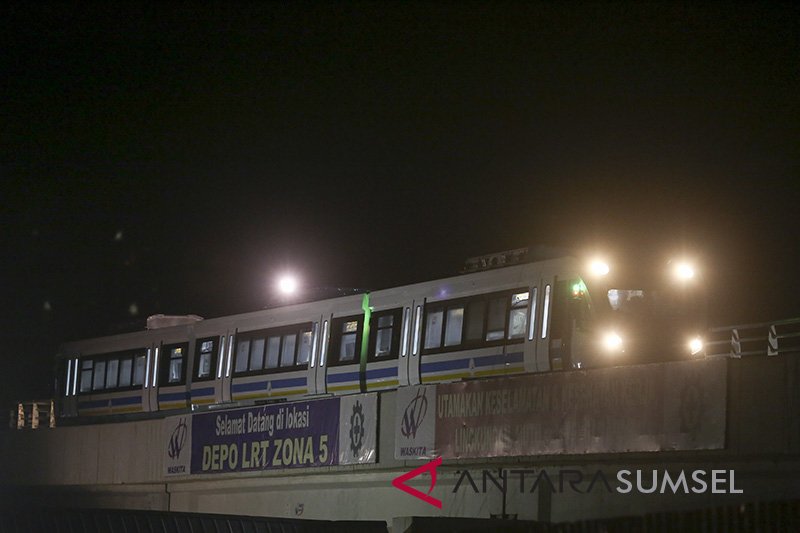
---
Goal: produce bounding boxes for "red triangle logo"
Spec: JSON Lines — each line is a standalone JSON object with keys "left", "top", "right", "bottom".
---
{"left": 391, "top": 456, "right": 443, "bottom": 509}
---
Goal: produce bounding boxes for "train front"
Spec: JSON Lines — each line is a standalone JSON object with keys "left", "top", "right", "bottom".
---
{"left": 575, "top": 257, "right": 707, "bottom": 367}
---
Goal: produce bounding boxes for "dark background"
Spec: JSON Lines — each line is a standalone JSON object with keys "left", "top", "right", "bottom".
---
{"left": 1, "top": 3, "right": 798, "bottom": 405}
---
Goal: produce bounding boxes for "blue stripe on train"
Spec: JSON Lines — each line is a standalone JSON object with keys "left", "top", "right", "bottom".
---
{"left": 328, "top": 366, "right": 398, "bottom": 384}
{"left": 158, "top": 391, "right": 189, "bottom": 402}
{"left": 421, "top": 352, "right": 523, "bottom": 373}
{"left": 231, "top": 376, "right": 306, "bottom": 393}
{"left": 111, "top": 395, "right": 141, "bottom": 406}
{"left": 327, "top": 370, "right": 359, "bottom": 383}
{"left": 191, "top": 387, "right": 215, "bottom": 397}
{"left": 367, "top": 367, "right": 398, "bottom": 379}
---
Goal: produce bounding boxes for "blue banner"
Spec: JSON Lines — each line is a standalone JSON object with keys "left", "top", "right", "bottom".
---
{"left": 191, "top": 398, "right": 340, "bottom": 474}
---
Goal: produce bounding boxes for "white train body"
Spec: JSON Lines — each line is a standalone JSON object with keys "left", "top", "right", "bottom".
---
{"left": 58, "top": 257, "right": 589, "bottom": 419}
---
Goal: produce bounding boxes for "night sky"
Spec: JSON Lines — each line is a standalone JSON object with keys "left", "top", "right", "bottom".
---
{"left": 2, "top": 4, "right": 798, "bottom": 405}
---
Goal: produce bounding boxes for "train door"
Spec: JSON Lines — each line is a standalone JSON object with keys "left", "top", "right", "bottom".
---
{"left": 60, "top": 356, "right": 79, "bottom": 417}
{"left": 408, "top": 301, "right": 424, "bottom": 384}
{"left": 189, "top": 335, "right": 224, "bottom": 408}
{"left": 144, "top": 344, "right": 158, "bottom": 411}
{"left": 522, "top": 285, "right": 540, "bottom": 373}
{"left": 363, "top": 307, "right": 404, "bottom": 392}
{"left": 220, "top": 330, "right": 235, "bottom": 402}
{"left": 537, "top": 276, "right": 586, "bottom": 371}
{"left": 534, "top": 275, "right": 556, "bottom": 372}
{"left": 324, "top": 313, "right": 364, "bottom": 394}
{"left": 397, "top": 304, "right": 415, "bottom": 385}
{"left": 155, "top": 341, "right": 190, "bottom": 411}
{"left": 307, "top": 317, "right": 325, "bottom": 395}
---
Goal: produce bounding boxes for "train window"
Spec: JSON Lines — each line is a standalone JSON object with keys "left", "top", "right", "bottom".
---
{"left": 266, "top": 336, "right": 281, "bottom": 369}
{"left": 424, "top": 309, "right": 443, "bottom": 349}
{"left": 233, "top": 324, "right": 313, "bottom": 373}
{"left": 235, "top": 340, "right": 251, "bottom": 373}
{"left": 105, "top": 359, "right": 119, "bottom": 389}
{"left": 80, "top": 360, "right": 93, "bottom": 393}
{"left": 249, "top": 338, "right": 265, "bottom": 371}
{"left": 167, "top": 347, "right": 184, "bottom": 384}
{"left": 119, "top": 358, "right": 133, "bottom": 387}
{"left": 339, "top": 321, "right": 358, "bottom": 362}
{"left": 375, "top": 315, "right": 393, "bottom": 356}
{"left": 465, "top": 300, "right": 486, "bottom": 342}
{"left": 329, "top": 316, "right": 362, "bottom": 366}
{"left": 93, "top": 360, "right": 106, "bottom": 390}
{"left": 281, "top": 334, "right": 297, "bottom": 366}
{"left": 368, "top": 309, "right": 402, "bottom": 360}
{"left": 486, "top": 297, "right": 506, "bottom": 341}
{"left": 508, "top": 291, "right": 529, "bottom": 339}
{"left": 444, "top": 307, "right": 464, "bottom": 346}
{"left": 133, "top": 355, "right": 146, "bottom": 385}
{"left": 298, "top": 330, "right": 312, "bottom": 365}
{"left": 196, "top": 338, "right": 216, "bottom": 380}
{"left": 423, "top": 288, "right": 529, "bottom": 353}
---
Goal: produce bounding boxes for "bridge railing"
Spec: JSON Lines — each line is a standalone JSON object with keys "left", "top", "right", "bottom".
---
{"left": 8, "top": 400, "right": 55, "bottom": 430}
{"left": 705, "top": 317, "right": 800, "bottom": 358}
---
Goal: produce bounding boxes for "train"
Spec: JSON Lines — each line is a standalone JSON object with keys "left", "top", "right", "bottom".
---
{"left": 56, "top": 249, "right": 706, "bottom": 420}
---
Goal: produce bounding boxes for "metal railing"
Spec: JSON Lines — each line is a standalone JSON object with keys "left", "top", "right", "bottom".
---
{"left": 9, "top": 400, "right": 55, "bottom": 430}
{"left": 705, "top": 317, "right": 800, "bottom": 358}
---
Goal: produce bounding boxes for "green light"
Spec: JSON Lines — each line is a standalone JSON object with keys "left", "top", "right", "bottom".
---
{"left": 571, "top": 280, "right": 587, "bottom": 298}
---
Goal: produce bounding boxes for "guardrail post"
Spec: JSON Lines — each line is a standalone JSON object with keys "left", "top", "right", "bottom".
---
{"left": 768, "top": 324, "right": 778, "bottom": 356}
{"left": 731, "top": 329, "right": 742, "bottom": 358}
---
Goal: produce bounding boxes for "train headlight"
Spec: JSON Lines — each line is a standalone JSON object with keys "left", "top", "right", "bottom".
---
{"left": 277, "top": 274, "right": 299, "bottom": 295}
{"left": 589, "top": 259, "right": 610, "bottom": 277}
{"left": 673, "top": 261, "right": 695, "bottom": 281}
{"left": 602, "top": 331, "right": 623, "bottom": 352}
{"left": 689, "top": 337, "right": 703, "bottom": 355}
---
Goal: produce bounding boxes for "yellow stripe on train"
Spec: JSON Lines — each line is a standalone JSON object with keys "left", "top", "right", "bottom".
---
{"left": 159, "top": 401, "right": 189, "bottom": 410}
{"left": 421, "top": 365, "right": 524, "bottom": 383}
{"left": 367, "top": 379, "right": 399, "bottom": 390}
{"left": 327, "top": 383, "right": 361, "bottom": 392}
{"left": 111, "top": 405, "right": 142, "bottom": 414}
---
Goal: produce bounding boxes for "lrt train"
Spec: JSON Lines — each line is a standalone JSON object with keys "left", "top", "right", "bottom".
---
{"left": 56, "top": 250, "right": 706, "bottom": 420}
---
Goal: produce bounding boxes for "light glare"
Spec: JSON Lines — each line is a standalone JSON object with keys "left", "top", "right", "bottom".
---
{"left": 603, "top": 331, "right": 623, "bottom": 351}
{"left": 689, "top": 337, "right": 703, "bottom": 355}
{"left": 589, "top": 260, "right": 610, "bottom": 277}
{"left": 277, "top": 274, "right": 299, "bottom": 295}
{"left": 674, "top": 262, "right": 695, "bottom": 280}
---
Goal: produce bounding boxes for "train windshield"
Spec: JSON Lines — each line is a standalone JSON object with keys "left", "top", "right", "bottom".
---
{"left": 607, "top": 288, "right": 696, "bottom": 319}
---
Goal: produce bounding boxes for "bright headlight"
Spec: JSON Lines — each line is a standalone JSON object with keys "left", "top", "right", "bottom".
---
{"left": 602, "top": 332, "right": 623, "bottom": 351}
{"left": 674, "top": 261, "right": 695, "bottom": 281}
{"left": 589, "top": 259, "right": 610, "bottom": 277}
{"left": 689, "top": 337, "right": 703, "bottom": 355}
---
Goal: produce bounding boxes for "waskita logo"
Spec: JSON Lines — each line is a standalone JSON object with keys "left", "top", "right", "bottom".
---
{"left": 168, "top": 417, "right": 188, "bottom": 460}
{"left": 401, "top": 388, "right": 428, "bottom": 439}
{"left": 392, "top": 457, "right": 443, "bottom": 509}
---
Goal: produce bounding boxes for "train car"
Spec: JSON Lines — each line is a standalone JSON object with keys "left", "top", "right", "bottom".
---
{"left": 56, "top": 251, "right": 705, "bottom": 421}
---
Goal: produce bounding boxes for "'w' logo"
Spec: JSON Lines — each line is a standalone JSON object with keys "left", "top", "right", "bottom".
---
{"left": 401, "top": 388, "right": 428, "bottom": 439}
{"left": 168, "top": 417, "right": 188, "bottom": 459}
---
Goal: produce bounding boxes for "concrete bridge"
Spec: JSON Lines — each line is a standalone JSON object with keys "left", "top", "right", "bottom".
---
{"left": 2, "top": 354, "right": 799, "bottom": 531}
